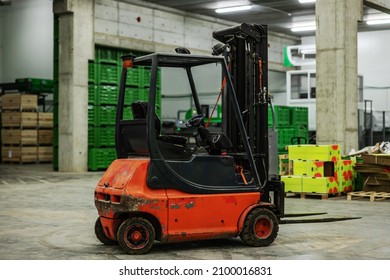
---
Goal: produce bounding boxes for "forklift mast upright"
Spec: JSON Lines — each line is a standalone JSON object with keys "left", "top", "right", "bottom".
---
{"left": 213, "top": 23, "right": 269, "bottom": 188}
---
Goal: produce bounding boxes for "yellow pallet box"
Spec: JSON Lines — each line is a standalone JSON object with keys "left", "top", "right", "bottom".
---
{"left": 281, "top": 175, "right": 302, "bottom": 193}
{"left": 337, "top": 159, "right": 354, "bottom": 192}
{"left": 293, "top": 160, "right": 335, "bottom": 177}
{"left": 288, "top": 144, "right": 341, "bottom": 162}
{"left": 292, "top": 160, "right": 308, "bottom": 176}
{"left": 307, "top": 161, "right": 335, "bottom": 177}
{"left": 302, "top": 176, "right": 339, "bottom": 194}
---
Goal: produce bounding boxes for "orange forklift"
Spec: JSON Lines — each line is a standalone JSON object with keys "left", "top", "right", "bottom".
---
{"left": 94, "top": 23, "right": 357, "bottom": 254}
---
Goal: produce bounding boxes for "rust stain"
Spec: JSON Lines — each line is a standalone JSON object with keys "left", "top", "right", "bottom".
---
{"left": 95, "top": 193, "right": 158, "bottom": 217}
{"left": 121, "top": 194, "right": 158, "bottom": 212}
{"left": 170, "top": 204, "right": 180, "bottom": 209}
{"left": 185, "top": 201, "right": 195, "bottom": 209}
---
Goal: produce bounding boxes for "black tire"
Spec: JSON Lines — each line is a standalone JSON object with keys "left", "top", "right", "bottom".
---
{"left": 240, "top": 208, "right": 279, "bottom": 247}
{"left": 117, "top": 217, "right": 155, "bottom": 255}
{"left": 95, "top": 217, "right": 118, "bottom": 245}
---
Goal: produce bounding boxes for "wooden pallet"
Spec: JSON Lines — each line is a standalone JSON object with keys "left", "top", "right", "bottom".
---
{"left": 286, "top": 192, "right": 341, "bottom": 200}
{"left": 347, "top": 191, "right": 390, "bottom": 202}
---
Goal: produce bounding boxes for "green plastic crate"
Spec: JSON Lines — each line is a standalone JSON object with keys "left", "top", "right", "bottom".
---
{"left": 125, "top": 87, "right": 140, "bottom": 105}
{"left": 139, "top": 67, "right": 151, "bottom": 87}
{"left": 293, "top": 125, "right": 309, "bottom": 143}
{"left": 88, "top": 106, "right": 116, "bottom": 125}
{"left": 98, "top": 85, "right": 118, "bottom": 105}
{"left": 88, "top": 105, "right": 132, "bottom": 126}
{"left": 139, "top": 67, "right": 161, "bottom": 88}
{"left": 273, "top": 106, "right": 290, "bottom": 127}
{"left": 15, "top": 78, "right": 54, "bottom": 93}
{"left": 290, "top": 106, "right": 308, "bottom": 126}
{"left": 138, "top": 88, "right": 150, "bottom": 101}
{"left": 96, "top": 47, "right": 118, "bottom": 64}
{"left": 88, "top": 84, "right": 98, "bottom": 104}
{"left": 88, "top": 61, "right": 96, "bottom": 83}
{"left": 98, "top": 63, "right": 119, "bottom": 85}
{"left": 278, "top": 127, "right": 295, "bottom": 150}
{"left": 88, "top": 147, "right": 116, "bottom": 171}
{"left": 88, "top": 126, "right": 116, "bottom": 147}
{"left": 126, "top": 67, "right": 140, "bottom": 87}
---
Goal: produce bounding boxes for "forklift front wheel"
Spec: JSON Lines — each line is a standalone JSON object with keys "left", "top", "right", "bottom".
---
{"left": 95, "top": 217, "right": 118, "bottom": 245}
{"left": 117, "top": 217, "right": 156, "bottom": 255}
{"left": 240, "top": 208, "right": 279, "bottom": 247}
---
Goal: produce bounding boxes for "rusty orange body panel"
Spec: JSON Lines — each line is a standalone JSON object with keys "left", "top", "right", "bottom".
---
{"left": 95, "top": 159, "right": 264, "bottom": 243}
{"left": 95, "top": 159, "right": 168, "bottom": 240}
{"left": 166, "top": 189, "right": 260, "bottom": 242}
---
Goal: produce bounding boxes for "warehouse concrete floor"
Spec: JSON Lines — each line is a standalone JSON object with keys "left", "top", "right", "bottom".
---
{"left": 0, "top": 163, "right": 389, "bottom": 260}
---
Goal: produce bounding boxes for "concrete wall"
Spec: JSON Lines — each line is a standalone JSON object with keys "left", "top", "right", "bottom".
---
{"left": 94, "top": 0, "right": 299, "bottom": 71}
{"left": 0, "top": 0, "right": 298, "bottom": 84}
{"left": 358, "top": 30, "right": 390, "bottom": 111}
{"left": 94, "top": 0, "right": 299, "bottom": 120}
{"left": 0, "top": 8, "right": 3, "bottom": 82}
{"left": 301, "top": 32, "right": 390, "bottom": 112}
{"left": 0, "top": 0, "right": 53, "bottom": 83}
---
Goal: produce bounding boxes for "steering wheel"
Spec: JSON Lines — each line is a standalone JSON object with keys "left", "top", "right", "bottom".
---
{"left": 185, "top": 114, "right": 205, "bottom": 128}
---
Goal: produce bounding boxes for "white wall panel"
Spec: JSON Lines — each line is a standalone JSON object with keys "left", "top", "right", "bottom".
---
{"left": 0, "top": 0, "right": 53, "bottom": 83}
{"left": 153, "top": 29, "right": 184, "bottom": 47}
{"left": 95, "top": 18, "right": 119, "bottom": 36}
{"left": 119, "top": 22, "right": 153, "bottom": 41}
{"left": 94, "top": 2, "right": 118, "bottom": 20}
{"left": 119, "top": 8, "right": 153, "bottom": 28}
{"left": 154, "top": 10, "right": 185, "bottom": 33}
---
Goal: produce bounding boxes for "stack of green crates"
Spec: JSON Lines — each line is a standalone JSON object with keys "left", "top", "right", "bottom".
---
{"left": 87, "top": 46, "right": 161, "bottom": 171}
{"left": 15, "top": 78, "right": 54, "bottom": 93}
{"left": 268, "top": 105, "right": 309, "bottom": 154}
{"left": 290, "top": 107, "right": 309, "bottom": 141}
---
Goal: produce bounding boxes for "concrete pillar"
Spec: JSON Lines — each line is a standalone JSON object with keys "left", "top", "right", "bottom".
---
{"left": 53, "top": 0, "right": 93, "bottom": 172}
{"left": 315, "top": 0, "right": 362, "bottom": 154}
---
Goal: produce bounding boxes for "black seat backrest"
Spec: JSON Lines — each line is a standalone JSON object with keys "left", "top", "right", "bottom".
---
{"left": 131, "top": 101, "right": 148, "bottom": 119}
{"left": 119, "top": 119, "right": 149, "bottom": 156}
{"left": 131, "top": 101, "right": 161, "bottom": 135}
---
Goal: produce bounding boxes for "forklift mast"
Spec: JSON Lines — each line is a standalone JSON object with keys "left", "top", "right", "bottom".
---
{"left": 213, "top": 23, "right": 269, "bottom": 187}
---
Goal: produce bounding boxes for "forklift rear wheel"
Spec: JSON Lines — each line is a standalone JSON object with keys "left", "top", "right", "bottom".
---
{"left": 95, "top": 217, "right": 118, "bottom": 245}
{"left": 240, "top": 208, "right": 279, "bottom": 247}
{"left": 117, "top": 217, "right": 155, "bottom": 255}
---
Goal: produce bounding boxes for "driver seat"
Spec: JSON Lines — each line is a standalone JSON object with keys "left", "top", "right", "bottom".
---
{"left": 131, "top": 101, "right": 187, "bottom": 146}
{"left": 197, "top": 126, "right": 233, "bottom": 155}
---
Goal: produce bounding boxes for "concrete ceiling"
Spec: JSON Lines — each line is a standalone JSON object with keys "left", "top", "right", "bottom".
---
{"left": 139, "top": 0, "right": 390, "bottom": 36}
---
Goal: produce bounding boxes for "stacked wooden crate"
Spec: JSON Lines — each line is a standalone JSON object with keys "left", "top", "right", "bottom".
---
{"left": 353, "top": 154, "right": 390, "bottom": 192}
{"left": 37, "top": 112, "right": 53, "bottom": 162}
{"left": 1, "top": 93, "right": 53, "bottom": 163}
